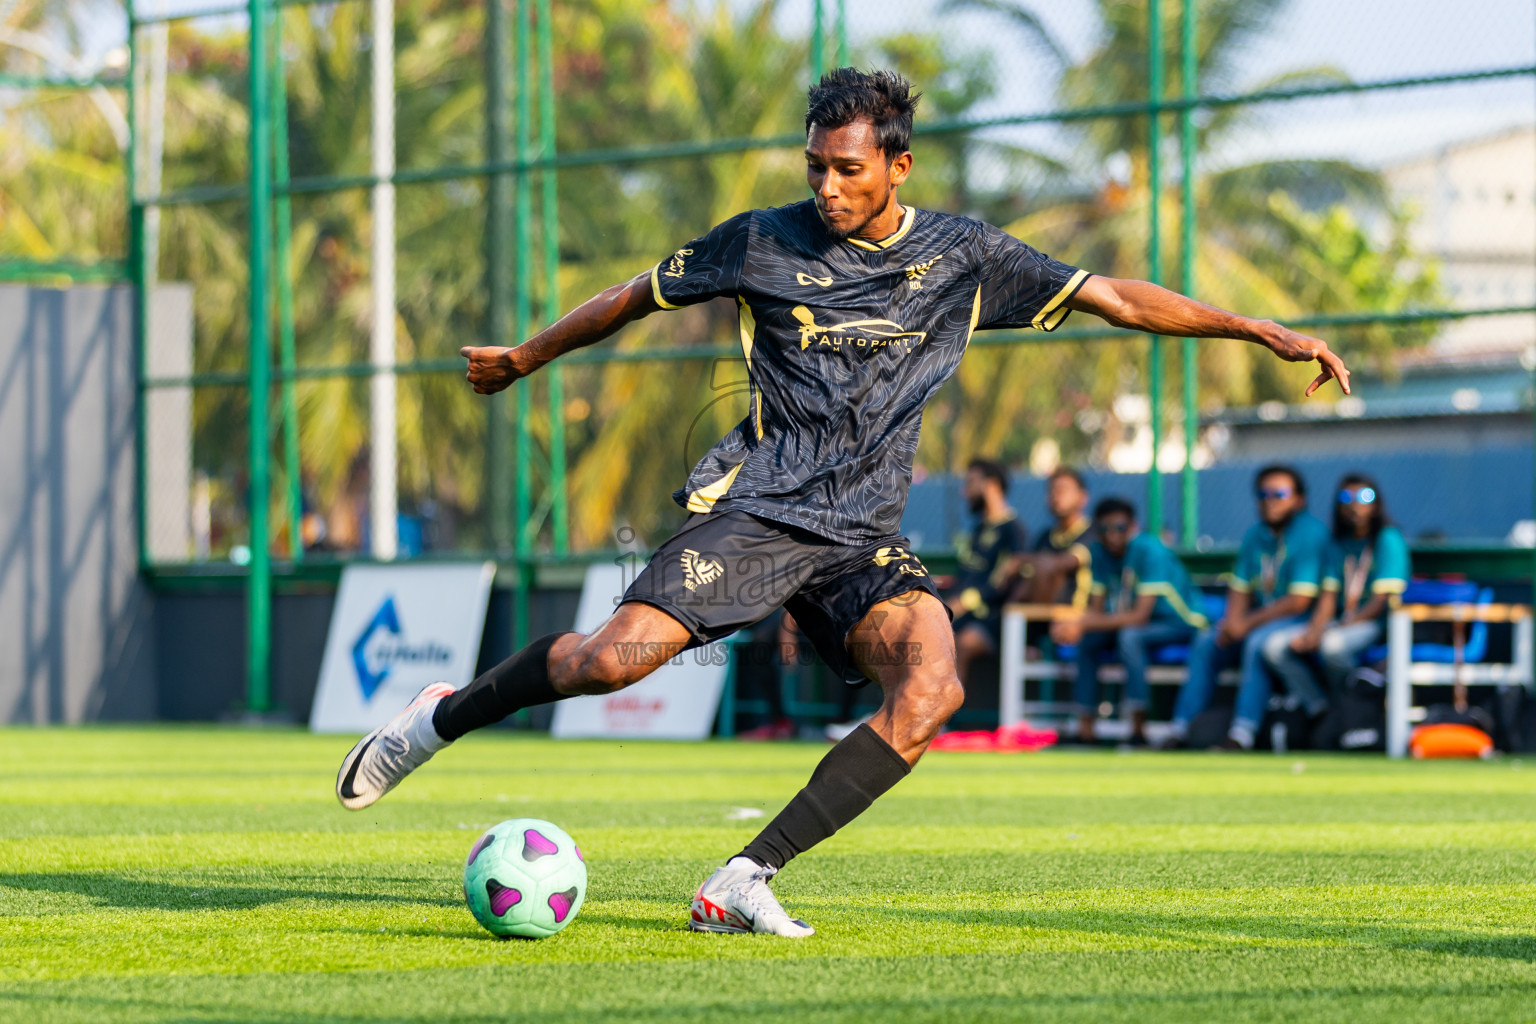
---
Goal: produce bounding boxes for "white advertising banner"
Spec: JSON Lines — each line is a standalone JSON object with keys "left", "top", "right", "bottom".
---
{"left": 550, "top": 563, "right": 729, "bottom": 740}
{"left": 310, "top": 562, "right": 495, "bottom": 733}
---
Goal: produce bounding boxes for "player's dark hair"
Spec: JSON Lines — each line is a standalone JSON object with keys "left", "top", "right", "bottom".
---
{"left": 1049, "top": 466, "right": 1087, "bottom": 491}
{"left": 805, "top": 67, "right": 921, "bottom": 161}
{"left": 1332, "top": 471, "right": 1389, "bottom": 540}
{"left": 1093, "top": 496, "right": 1137, "bottom": 522}
{"left": 1255, "top": 463, "right": 1306, "bottom": 498}
{"left": 967, "top": 457, "right": 1008, "bottom": 492}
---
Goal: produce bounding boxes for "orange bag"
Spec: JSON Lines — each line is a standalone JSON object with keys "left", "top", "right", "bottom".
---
{"left": 1409, "top": 722, "right": 1494, "bottom": 759}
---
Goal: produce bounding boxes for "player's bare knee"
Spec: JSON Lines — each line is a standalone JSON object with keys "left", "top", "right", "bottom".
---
{"left": 900, "top": 668, "right": 964, "bottom": 723}
{"left": 934, "top": 674, "right": 965, "bottom": 719}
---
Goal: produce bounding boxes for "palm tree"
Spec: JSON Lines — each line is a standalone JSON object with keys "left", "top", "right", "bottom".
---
{"left": 924, "top": 0, "right": 1440, "bottom": 471}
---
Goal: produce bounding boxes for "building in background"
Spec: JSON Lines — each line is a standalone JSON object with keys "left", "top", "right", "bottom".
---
{"left": 1384, "top": 125, "right": 1536, "bottom": 359}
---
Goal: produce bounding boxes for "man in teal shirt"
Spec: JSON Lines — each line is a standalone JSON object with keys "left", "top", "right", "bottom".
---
{"left": 1264, "top": 472, "right": 1411, "bottom": 698}
{"left": 1053, "top": 497, "right": 1207, "bottom": 745}
{"left": 1166, "top": 465, "right": 1330, "bottom": 749}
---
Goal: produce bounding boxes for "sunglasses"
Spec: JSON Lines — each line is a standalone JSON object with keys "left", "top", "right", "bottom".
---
{"left": 1255, "top": 487, "right": 1293, "bottom": 501}
{"left": 1338, "top": 487, "right": 1376, "bottom": 505}
{"left": 1099, "top": 522, "right": 1132, "bottom": 534}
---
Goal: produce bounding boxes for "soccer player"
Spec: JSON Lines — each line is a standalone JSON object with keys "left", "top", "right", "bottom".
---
{"left": 336, "top": 68, "right": 1350, "bottom": 937}
{"left": 1022, "top": 467, "right": 1095, "bottom": 614}
{"left": 949, "top": 458, "right": 1028, "bottom": 689}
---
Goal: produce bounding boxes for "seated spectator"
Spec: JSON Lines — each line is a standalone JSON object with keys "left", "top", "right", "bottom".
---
{"left": 1052, "top": 497, "right": 1206, "bottom": 745}
{"left": 1165, "top": 465, "right": 1329, "bottom": 750}
{"left": 948, "top": 458, "right": 1028, "bottom": 689}
{"left": 1263, "top": 473, "right": 1411, "bottom": 699}
{"left": 1014, "top": 467, "right": 1093, "bottom": 648}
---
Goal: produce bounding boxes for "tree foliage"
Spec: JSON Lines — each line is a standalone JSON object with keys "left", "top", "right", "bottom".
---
{"left": 0, "top": 0, "right": 1439, "bottom": 555}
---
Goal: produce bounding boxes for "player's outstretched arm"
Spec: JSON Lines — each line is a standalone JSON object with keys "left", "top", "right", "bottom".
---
{"left": 1064, "top": 275, "right": 1350, "bottom": 397}
{"left": 459, "top": 271, "right": 659, "bottom": 395}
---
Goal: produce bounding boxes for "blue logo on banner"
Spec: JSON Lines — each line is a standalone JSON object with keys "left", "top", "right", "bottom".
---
{"left": 350, "top": 595, "right": 455, "bottom": 701}
{"left": 352, "top": 597, "right": 402, "bottom": 700}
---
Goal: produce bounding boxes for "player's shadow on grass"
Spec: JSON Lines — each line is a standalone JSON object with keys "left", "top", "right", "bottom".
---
{"left": 834, "top": 904, "right": 1536, "bottom": 962}
{"left": 0, "top": 872, "right": 460, "bottom": 912}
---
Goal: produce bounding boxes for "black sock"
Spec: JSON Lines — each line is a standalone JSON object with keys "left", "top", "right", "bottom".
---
{"left": 432, "top": 632, "right": 574, "bottom": 742}
{"left": 738, "top": 723, "right": 910, "bottom": 870}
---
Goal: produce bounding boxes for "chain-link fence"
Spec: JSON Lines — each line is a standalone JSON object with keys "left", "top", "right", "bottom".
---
{"left": 4, "top": 0, "right": 1535, "bottom": 700}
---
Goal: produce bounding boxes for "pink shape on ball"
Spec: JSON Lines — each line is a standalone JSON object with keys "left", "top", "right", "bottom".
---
{"left": 486, "top": 879, "right": 522, "bottom": 916}
{"left": 548, "top": 887, "right": 578, "bottom": 923}
{"left": 466, "top": 832, "right": 496, "bottom": 868}
{"left": 522, "top": 828, "right": 559, "bottom": 861}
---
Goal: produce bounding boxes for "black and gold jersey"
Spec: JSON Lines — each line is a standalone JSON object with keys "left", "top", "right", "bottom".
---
{"left": 954, "top": 512, "right": 1029, "bottom": 618}
{"left": 651, "top": 199, "right": 1089, "bottom": 544}
{"left": 1033, "top": 515, "right": 1094, "bottom": 608}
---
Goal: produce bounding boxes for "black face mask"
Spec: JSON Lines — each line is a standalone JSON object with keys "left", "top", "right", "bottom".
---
{"left": 967, "top": 492, "right": 987, "bottom": 515}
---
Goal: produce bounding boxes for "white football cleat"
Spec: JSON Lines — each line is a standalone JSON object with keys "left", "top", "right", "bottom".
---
{"left": 689, "top": 860, "right": 815, "bottom": 938}
{"left": 335, "top": 681, "right": 456, "bottom": 810}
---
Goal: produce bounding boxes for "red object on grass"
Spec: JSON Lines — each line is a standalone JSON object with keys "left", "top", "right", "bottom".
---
{"left": 929, "top": 723, "right": 1057, "bottom": 752}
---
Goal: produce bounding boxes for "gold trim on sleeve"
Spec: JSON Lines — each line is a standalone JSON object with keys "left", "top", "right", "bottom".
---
{"left": 1031, "top": 268, "right": 1090, "bottom": 330}
{"left": 650, "top": 263, "right": 681, "bottom": 310}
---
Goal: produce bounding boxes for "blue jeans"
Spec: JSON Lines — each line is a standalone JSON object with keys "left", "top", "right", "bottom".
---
{"left": 1172, "top": 616, "right": 1309, "bottom": 739}
{"left": 1074, "top": 620, "right": 1198, "bottom": 713}
{"left": 1258, "top": 623, "right": 1333, "bottom": 717}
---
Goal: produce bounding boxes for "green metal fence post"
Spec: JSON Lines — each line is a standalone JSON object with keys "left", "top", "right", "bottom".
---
{"left": 272, "top": 5, "right": 304, "bottom": 562}
{"left": 127, "top": 6, "right": 148, "bottom": 573}
{"left": 811, "top": 0, "right": 824, "bottom": 82}
{"left": 537, "top": 0, "right": 567, "bottom": 555}
{"left": 835, "top": 0, "right": 847, "bottom": 67}
{"left": 1179, "top": 0, "right": 1198, "bottom": 548}
{"left": 246, "top": 0, "right": 274, "bottom": 713}
{"left": 513, "top": 0, "right": 534, "bottom": 650}
{"left": 1146, "top": 0, "right": 1164, "bottom": 536}
{"left": 487, "top": 0, "right": 513, "bottom": 555}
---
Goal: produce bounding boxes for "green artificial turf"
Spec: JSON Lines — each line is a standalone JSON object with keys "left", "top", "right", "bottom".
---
{"left": 2, "top": 728, "right": 1534, "bottom": 1023}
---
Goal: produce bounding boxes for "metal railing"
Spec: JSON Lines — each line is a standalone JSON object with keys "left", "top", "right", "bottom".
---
{"left": 2, "top": 0, "right": 1533, "bottom": 714}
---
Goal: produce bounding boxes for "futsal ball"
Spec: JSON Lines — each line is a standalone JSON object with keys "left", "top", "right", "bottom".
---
{"left": 462, "top": 818, "right": 587, "bottom": 938}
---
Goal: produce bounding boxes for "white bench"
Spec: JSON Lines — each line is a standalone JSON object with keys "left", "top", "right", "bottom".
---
{"left": 1384, "top": 603, "right": 1533, "bottom": 758}
{"left": 998, "top": 603, "right": 1228, "bottom": 727}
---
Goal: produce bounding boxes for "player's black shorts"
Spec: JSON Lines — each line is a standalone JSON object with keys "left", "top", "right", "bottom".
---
{"left": 621, "top": 510, "right": 947, "bottom": 684}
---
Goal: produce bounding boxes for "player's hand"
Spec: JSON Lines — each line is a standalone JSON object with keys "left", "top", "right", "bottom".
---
{"left": 1266, "top": 329, "right": 1351, "bottom": 397}
{"left": 460, "top": 345, "right": 532, "bottom": 395}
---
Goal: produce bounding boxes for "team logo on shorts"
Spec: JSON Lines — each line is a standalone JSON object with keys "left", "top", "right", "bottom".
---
{"left": 872, "top": 545, "right": 927, "bottom": 575}
{"left": 680, "top": 549, "right": 725, "bottom": 591}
